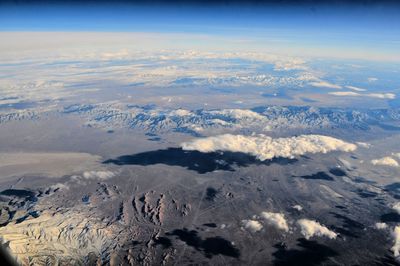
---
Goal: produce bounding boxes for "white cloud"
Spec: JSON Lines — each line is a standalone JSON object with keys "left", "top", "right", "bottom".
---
{"left": 309, "top": 81, "right": 342, "bottom": 89}
{"left": 345, "top": 85, "right": 367, "bottom": 92}
{"left": 392, "top": 226, "right": 400, "bottom": 257}
{"left": 260, "top": 212, "right": 289, "bottom": 232}
{"left": 367, "top": 93, "right": 396, "bottom": 99}
{"left": 392, "top": 153, "right": 400, "bottom": 159}
{"left": 273, "top": 58, "right": 307, "bottom": 71}
{"left": 375, "top": 222, "right": 388, "bottom": 230}
{"left": 214, "top": 109, "right": 266, "bottom": 120}
{"left": 329, "top": 91, "right": 396, "bottom": 99}
{"left": 181, "top": 134, "right": 357, "bottom": 161}
{"left": 292, "top": 205, "right": 303, "bottom": 211}
{"left": 393, "top": 202, "right": 400, "bottom": 214}
{"left": 82, "top": 171, "right": 115, "bottom": 180}
{"left": 170, "top": 109, "right": 192, "bottom": 116}
{"left": 329, "top": 91, "right": 359, "bottom": 97}
{"left": 297, "top": 219, "right": 337, "bottom": 240}
{"left": 368, "top": 77, "right": 378, "bottom": 82}
{"left": 371, "top": 157, "right": 399, "bottom": 167}
{"left": 356, "top": 142, "right": 371, "bottom": 148}
{"left": 50, "top": 183, "right": 70, "bottom": 191}
{"left": 242, "top": 219, "right": 263, "bottom": 233}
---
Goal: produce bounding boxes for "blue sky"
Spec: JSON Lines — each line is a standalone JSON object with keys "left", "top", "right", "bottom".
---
{"left": 0, "top": 3, "right": 399, "bottom": 61}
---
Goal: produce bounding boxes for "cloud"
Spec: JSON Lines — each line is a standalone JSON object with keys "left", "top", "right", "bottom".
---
{"left": 260, "top": 212, "right": 289, "bottom": 232}
{"left": 392, "top": 226, "right": 400, "bottom": 257}
{"left": 242, "top": 219, "right": 263, "bottom": 233}
{"left": 371, "top": 157, "right": 399, "bottom": 167}
{"left": 292, "top": 205, "right": 303, "bottom": 211}
{"left": 367, "top": 93, "right": 396, "bottom": 99}
{"left": 82, "top": 171, "right": 115, "bottom": 180}
{"left": 368, "top": 77, "right": 378, "bottom": 82}
{"left": 356, "top": 142, "right": 370, "bottom": 148}
{"left": 214, "top": 109, "right": 266, "bottom": 120}
{"left": 393, "top": 202, "right": 400, "bottom": 214}
{"left": 170, "top": 109, "right": 193, "bottom": 116}
{"left": 375, "top": 222, "right": 388, "bottom": 230}
{"left": 329, "top": 91, "right": 396, "bottom": 99}
{"left": 297, "top": 219, "right": 337, "bottom": 239}
{"left": 181, "top": 134, "right": 357, "bottom": 161}
{"left": 50, "top": 183, "right": 70, "bottom": 191}
{"left": 392, "top": 153, "right": 400, "bottom": 159}
{"left": 309, "top": 81, "right": 342, "bottom": 89}
{"left": 273, "top": 58, "right": 307, "bottom": 71}
{"left": 345, "top": 85, "right": 366, "bottom": 92}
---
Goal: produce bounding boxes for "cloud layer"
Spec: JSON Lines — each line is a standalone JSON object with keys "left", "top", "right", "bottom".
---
{"left": 297, "top": 219, "right": 337, "bottom": 239}
{"left": 181, "top": 134, "right": 356, "bottom": 161}
{"left": 329, "top": 91, "right": 396, "bottom": 99}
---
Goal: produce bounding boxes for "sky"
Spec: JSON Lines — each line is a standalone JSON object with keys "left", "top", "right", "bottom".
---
{"left": 0, "top": 1, "right": 399, "bottom": 61}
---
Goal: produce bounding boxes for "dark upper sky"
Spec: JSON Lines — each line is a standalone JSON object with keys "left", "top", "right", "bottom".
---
{"left": 0, "top": 0, "right": 399, "bottom": 61}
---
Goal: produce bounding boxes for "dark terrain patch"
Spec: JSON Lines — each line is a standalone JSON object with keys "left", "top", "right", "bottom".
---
{"left": 384, "top": 183, "right": 400, "bottom": 199}
{"left": 329, "top": 168, "right": 346, "bottom": 177}
{"left": 148, "top": 137, "right": 161, "bottom": 141}
{"left": 331, "top": 213, "right": 364, "bottom": 230}
{"left": 330, "top": 213, "right": 364, "bottom": 238}
{"left": 355, "top": 189, "right": 377, "bottom": 198}
{"left": 297, "top": 172, "right": 333, "bottom": 181}
{"left": 103, "top": 148, "right": 296, "bottom": 174}
{"left": 153, "top": 237, "right": 172, "bottom": 249}
{"left": 353, "top": 177, "right": 376, "bottom": 184}
{"left": 0, "top": 189, "right": 37, "bottom": 202}
{"left": 82, "top": 195, "right": 90, "bottom": 204}
{"left": 380, "top": 212, "right": 400, "bottom": 223}
{"left": 166, "top": 228, "right": 240, "bottom": 258}
{"left": 375, "top": 254, "right": 400, "bottom": 266}
{"left": 0, "top": 189, "right": 35, "bottom": 198}
{"left": 15, "top": 211, "right": 39, "bottom": 224}
{"left": 272, "top": 238, "right": 338, "bottom": 266}
{"left": 205, "top": 187, "right": 218, "bottom": 201}
{"left": 203, "top": 223, "right": 217, "bottom": 228}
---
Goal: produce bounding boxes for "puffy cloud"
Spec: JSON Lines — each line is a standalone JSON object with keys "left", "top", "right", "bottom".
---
{"left": 292, "top": 205, "right": 303, "bottom": 211}
{"left": 371, "top": 157, "right": 399, "bottom": 167}
{"left": 297, "top": 219, "right": 337, "bottom": 240}
{"left": 375, "top": 222, "right": 388, "bottom": 230}
{"left": 393, "top": 202, "right": 400, "bottom": 214}
{"left": 181, "top": 134, "right": 357, "bottom": 161}
{"left": 392, "top": 226, "right": 400, "bottom": 257}
{"left": 260, "top": 212, "right": 289, "bottom": 232}
{"left": 82, "top": 171, "right": 115, "bottom": 180}
{"left": 242, "top": 219, "right": 263, "bottom": 233}
{"left": 329, "top": 91, "right": 396, "bottom": 99}
{"left": 309, "top": 81, "right": 342, "bottom": 89}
